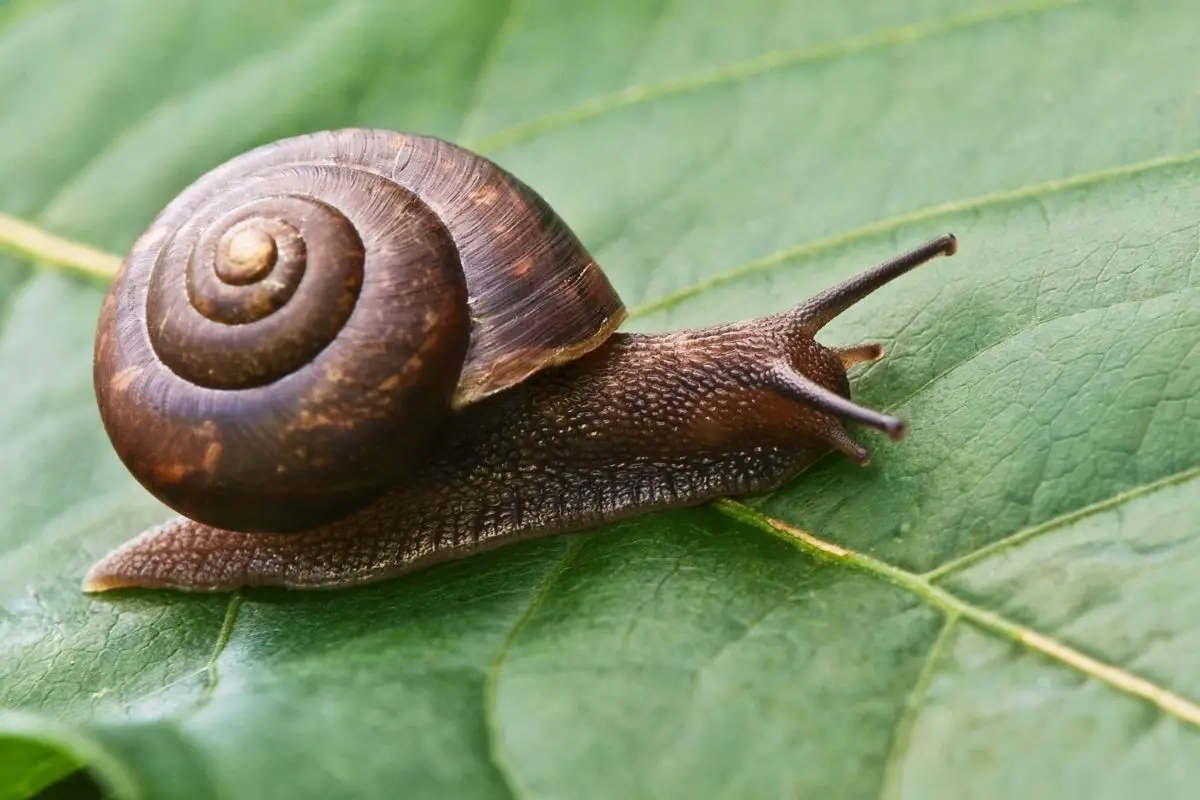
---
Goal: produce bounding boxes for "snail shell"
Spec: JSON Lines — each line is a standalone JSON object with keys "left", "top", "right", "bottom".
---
{"left": 93, "top": 129, "right": 626, "bottom": 534}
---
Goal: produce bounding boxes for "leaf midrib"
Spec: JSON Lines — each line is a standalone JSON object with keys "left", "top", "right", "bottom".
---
{"left": 4, "top": 152, "right": 1198, "bottom": 735}
{"left": 178, "top": 469, "right": 1200, "bottom": 798}
{"left": 716, "top": 472, "right": 1200, "bottom": 730}
{"left": 2, "top": 156, "right": 1196, "bottom": 761}
{"left": 2, "top": 0, "right": 1195, "bottom": 786}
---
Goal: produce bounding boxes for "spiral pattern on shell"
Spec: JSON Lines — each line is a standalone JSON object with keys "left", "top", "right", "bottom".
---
{"left": 150, "top": 178, "right": 373, "bottom": 390}
{"left": 95, "top": 134, "right": 472, "bottom": 533}
{"left": 94, "top": 129, "right": 625, "bottom": 535}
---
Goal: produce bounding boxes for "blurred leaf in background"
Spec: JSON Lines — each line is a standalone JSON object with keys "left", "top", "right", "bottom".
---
{"left": 1, "top": 0, "right": 1198, "bottom": 798}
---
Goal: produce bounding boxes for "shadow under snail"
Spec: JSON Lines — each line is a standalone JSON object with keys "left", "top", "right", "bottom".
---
{"left": 84, "top": 128, "right": 958, "bottom": 593}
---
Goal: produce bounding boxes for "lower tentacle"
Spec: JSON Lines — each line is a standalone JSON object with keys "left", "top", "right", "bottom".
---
{"left": 832, "top": 342, "right": 884, "bottom": 369}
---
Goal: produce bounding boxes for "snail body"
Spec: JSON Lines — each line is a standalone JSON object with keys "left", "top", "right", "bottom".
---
{"left": 84, "top": 128, "right": 957, "bottom": 593}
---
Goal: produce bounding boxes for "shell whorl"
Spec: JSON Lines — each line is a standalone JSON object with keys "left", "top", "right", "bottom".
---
{"left": 147, "top": 173, "right": 371, "bottom": 391}
{"left": 94, "top": 129, "right": 624, "bottom": 535}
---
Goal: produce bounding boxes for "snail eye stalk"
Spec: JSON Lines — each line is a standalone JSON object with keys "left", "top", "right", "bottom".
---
{"left": 787, "top": 233, "right": 958, "bottom": 334}
{"left": 766, "top": 365, "right": 906, "bottom": 441}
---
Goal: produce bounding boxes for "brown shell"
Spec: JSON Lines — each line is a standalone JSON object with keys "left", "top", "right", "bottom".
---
{"left": 150, "top": 129, "right": 625, "bottom": 406}
{"left": 93, "top": 129, "right": 625, "bottom": 534}
{"left": 379, "top": 131, "right": 629, "bottom": 407}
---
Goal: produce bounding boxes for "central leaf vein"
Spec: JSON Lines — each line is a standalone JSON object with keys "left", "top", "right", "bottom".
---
{"left": 714, "top": 498, "right": 1200, "bottom": 728}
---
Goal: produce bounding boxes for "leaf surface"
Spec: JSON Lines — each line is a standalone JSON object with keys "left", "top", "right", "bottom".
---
{"left": 1, "top": 0, "right": 1198, "bottom": 797}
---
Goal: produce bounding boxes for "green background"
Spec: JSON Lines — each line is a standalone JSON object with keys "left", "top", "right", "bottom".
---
{"left": 1, "top": 0, "right": 1198, "bottom": 797}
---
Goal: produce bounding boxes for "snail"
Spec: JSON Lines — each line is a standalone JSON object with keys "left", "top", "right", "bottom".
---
{"left": 84, "top": 128, "right": 957, "bottom": 593}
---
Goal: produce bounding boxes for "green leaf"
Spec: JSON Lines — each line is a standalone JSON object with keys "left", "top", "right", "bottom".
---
{"left": 2, "top": 0, "right": 1199, "bottom": 798}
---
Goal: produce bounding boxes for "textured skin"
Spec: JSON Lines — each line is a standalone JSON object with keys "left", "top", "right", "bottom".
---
{"left": 92, "top": 130, "right": 625, "bottom": 534}
{"left": 85, "top": 233, "right": 959, "bottom": 593}
{"left": 84, "top": 316, "right": 869, "bottom": 592}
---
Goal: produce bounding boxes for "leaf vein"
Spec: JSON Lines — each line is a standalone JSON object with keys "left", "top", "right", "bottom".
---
{"left": 878, "top": 614, "right": 960, "bottom": 800}
{"left": 924, "top": 466, "right": 1200, "bottom": 581}
{"left": 195, "top": 591, "right": 242, "bottom": 710}
{"left": 6, "top": 147, "right": 1200, "bottom": 311}
{"left": 627, "top": 148, "right": 1200, "bottom": 319}
{"left": 0, "top": 213, "right": 120, "bottom": 279}
{"left": 714, "top": 499, "right": 1200, "bottom": 728}
{"left": 463, "top": 0, "right": 1088, "bottom": 153}
{"left": 482, "top": 538, "right": 586, "bottom": 800}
